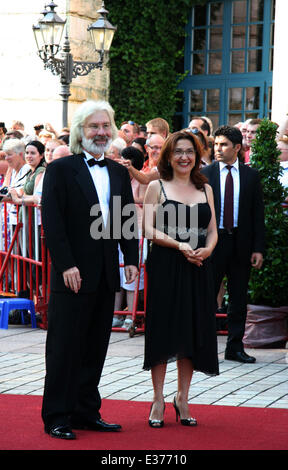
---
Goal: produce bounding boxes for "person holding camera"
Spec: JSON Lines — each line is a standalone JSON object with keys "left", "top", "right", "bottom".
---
{"left": 33, "top": 124, "right": 44, "bottom": 137}
{"left": 1, "top": 138, "right": 30, "bottom": 219}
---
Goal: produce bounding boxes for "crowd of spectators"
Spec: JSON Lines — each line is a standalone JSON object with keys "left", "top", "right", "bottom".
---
{"left": 0, "top": 121, "right": 71, "bottom": 307}
{"left": 0, "top": 111, "right": 287, "bottom": 328}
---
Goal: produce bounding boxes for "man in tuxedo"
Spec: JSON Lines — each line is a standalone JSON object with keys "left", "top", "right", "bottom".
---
{"left": 41, "top": 100, "right": 139, "bottom": 440}
{"left": 202, "top": 125, "right": 265, "bottom": 364}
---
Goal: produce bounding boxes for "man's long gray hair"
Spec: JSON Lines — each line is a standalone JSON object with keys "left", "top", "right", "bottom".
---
{"left": 69, "top": 100, "right": 118, "bottom": 154}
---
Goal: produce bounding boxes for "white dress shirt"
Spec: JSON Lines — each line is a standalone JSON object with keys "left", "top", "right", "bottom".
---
{"left": 83, "top": 151, "right": 110, "bottom": 227}
{"left": 219, "top": 159, "right": 240, "bottom": 229}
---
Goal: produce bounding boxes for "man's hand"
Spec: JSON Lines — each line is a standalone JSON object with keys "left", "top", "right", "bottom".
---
{"left": 124, "top": 265, "right": 138, "bottom": 284}
{"left": 251, "top": 252, "right": 263, "bottom": 269}
{"left": 63, "top": 266, "right": 82, "bottom": 293}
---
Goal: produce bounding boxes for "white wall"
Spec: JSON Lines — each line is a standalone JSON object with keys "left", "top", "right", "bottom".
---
{"left": 0, "top": 1, "right": 67, "bottom": 134}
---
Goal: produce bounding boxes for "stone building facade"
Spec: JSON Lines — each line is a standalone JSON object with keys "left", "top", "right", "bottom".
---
{"left": 0, "top": 0, "right": 110, "bottom": 134}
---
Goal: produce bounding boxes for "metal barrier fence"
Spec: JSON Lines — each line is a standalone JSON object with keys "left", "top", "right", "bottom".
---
{"left": 0, "top": 200, "right": 231, "bottom": 336}
{"left": 0, "top": 201, "right": 50, "bottom": 329}
{"left": 0, "top": 200, "right": 147, "bottom": 334}
{"left": 112, "top": 237, "right": 147, "bottom": 337}
{"left": 3, "top": 199, "right": 285, "bottom": 334}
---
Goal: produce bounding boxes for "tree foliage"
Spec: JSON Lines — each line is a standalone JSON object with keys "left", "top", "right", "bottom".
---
{"left": 248, "top": 119, "right": 288, "bottom": 307}
{"left": 105, "top": 0, "right": 197, "bottom": 129}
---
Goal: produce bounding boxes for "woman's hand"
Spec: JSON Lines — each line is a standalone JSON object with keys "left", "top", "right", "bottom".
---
{"left": 45, "top": 122, "right": 57, "bottom": 136}
{"left": 179, "top": 242, "right": 203, "bottom": 266}
{"left": 115, "top": 157, "right": 132, "bottom": 169}
{"left": 193, "top": 247, "right": 212, "bottom": 261}
{"left": 9, "top": 188, "right": 22, "bottom": 204}
{"left": 33, "top": 195, "right": 41, "bottom": 206}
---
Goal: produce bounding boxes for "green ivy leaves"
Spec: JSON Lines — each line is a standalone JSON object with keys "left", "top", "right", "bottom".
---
{"left": 105, "top": 0, "right": 194, "bottom": 128}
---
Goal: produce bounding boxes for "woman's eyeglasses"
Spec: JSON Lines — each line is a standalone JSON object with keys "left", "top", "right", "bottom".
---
{"left": 173, "top": 149, "right": 195, "bottom": 157}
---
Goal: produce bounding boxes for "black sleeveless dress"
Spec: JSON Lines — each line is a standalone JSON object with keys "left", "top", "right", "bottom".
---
{"left": 143, "top": 181, "right": 219, "bottom": 376}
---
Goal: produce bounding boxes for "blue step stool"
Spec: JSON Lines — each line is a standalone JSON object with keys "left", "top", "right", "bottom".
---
{"left": 0, "top": 298, "right": 37, "bottom": 329}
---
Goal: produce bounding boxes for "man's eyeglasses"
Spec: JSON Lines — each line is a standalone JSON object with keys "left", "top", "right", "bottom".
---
{"left": 183, "top": 128, "right": 200, "bottom": 135}
{"left": 148, "top": 145, "right": 162, "bottom": 151}
{"left": 83, "top": 124, "right": 111, "bottom": 131}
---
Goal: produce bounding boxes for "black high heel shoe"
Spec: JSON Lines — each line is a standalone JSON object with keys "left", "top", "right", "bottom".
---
{"left": 148, "top": 402, "right": 165, "bottom": 428}
{"left": 173, "top": 396, "right": 197, "bottom": 426}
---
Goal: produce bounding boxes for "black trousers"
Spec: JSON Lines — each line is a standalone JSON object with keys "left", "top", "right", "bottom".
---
{"left": 41, "top": 276, "right": 115, "bottom": 429}
{"left": 212, "top": 231, "right": 251, "bottom": 353}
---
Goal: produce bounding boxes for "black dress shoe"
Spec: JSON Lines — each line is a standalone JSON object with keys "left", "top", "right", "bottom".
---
{"left": 72, "top": 418, "right": 121, "bottom": 432}
{"left": 45, "top": 425, "right": 76, "bottom": 440}
{"left": 225, "top": 350, "right": 256, "bottom": 363}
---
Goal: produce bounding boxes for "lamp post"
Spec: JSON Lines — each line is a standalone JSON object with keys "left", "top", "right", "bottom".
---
{"left": 32, "top": 1, "right": 116, "bottom": 128}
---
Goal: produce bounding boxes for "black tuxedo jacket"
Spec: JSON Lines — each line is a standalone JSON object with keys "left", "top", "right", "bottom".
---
{"left": 201, "top": 160, "right": 265, "bottom": 261}
{"left": 41, "top": 153, "right": 139, "bottom": 293}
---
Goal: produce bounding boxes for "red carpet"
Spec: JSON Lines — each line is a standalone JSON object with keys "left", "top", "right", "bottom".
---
{"left": 0, "top": 394, "right": 287, "bottom": 451}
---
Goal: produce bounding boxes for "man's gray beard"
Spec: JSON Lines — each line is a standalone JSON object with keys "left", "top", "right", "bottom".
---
{"left": 81, "top": 131, "right": 112, "bottom": 155}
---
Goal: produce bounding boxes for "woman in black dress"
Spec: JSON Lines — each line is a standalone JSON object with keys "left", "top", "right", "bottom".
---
{"left": 142, "top": 131, "right": 219, "bottom": 428}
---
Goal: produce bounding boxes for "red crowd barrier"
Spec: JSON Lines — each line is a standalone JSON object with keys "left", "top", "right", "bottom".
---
{"left": 112, "top": 237, "right": 147, "bottom": 337}
{"left": 0, "top": 201, "right": 50, "bottom": 329}
{"left": 0, "top": 201, "right": 227, "bottom": 336}
{"left": 5, "top": 195, "right": 282, "bottom": 336}
{"left": 0, "top": 200, "right": 147, "bottom": 334}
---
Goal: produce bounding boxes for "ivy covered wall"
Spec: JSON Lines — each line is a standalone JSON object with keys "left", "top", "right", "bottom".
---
{"left": 105, "top": 0, "right": 206, "bottom": 130}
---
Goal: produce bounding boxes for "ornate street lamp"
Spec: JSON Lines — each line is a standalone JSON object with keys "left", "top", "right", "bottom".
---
{"left": 32, "top": 1, "right": 116, "bottom": 127}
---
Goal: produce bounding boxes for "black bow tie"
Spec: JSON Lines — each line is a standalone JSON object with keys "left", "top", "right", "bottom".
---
{"left": 87, "top": 158, "right": 107, "bottom": 168}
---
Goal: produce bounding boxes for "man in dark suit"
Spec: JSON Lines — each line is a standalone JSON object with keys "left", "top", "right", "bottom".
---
{"left": 202, "top": 125, "right": 265, "bottom": 364}
{"left": 41, "top": 100, "right": 139, "bottom": 440}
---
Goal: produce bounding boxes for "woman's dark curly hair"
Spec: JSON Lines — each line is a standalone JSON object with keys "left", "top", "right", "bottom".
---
{"left": 157, "top": 131, "right": 208, "bottom": 189}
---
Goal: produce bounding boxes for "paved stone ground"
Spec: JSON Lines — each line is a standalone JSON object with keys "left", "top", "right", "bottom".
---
{"left": 0, "top": 326, "right": 287, "bottom": 408}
